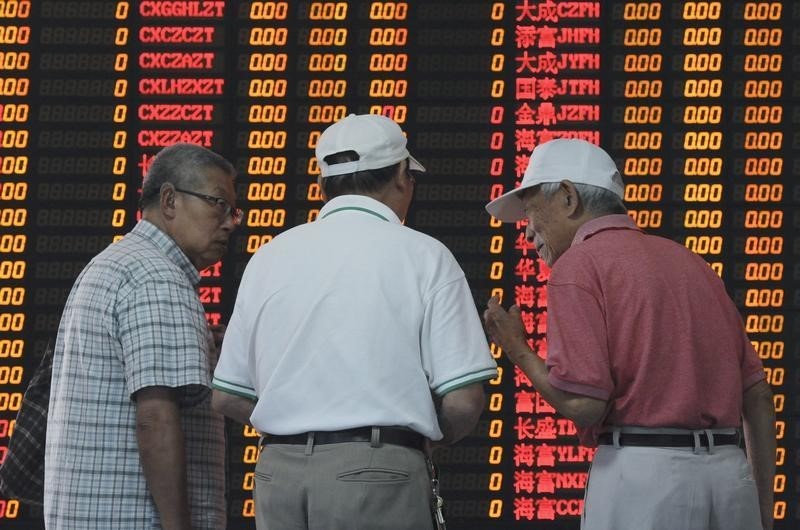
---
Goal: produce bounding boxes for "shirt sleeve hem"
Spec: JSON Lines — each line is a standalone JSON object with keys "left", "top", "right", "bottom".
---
{"left": 128, "top": 375, "right": 208, "bottom": 396}
{"left": 742, "top": 369, "right": 766, "bottom": 390}
{"left": 548, "top": 373, "right": 610, "bottom": 401}
{"left": 434, "top": 367, "right": 498, "bottom": 396}
{"left": 212, "top": 377, "right": 258, "bottom": 400}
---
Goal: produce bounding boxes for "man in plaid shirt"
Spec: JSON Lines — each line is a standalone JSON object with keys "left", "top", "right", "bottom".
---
{"left": 44, "top": 143, "right": 241, "bottom": 529}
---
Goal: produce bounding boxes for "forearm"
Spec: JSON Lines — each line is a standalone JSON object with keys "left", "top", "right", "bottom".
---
{"left": 511, "top": 344, "right": 606, "bottom": 428}
{"left": 483, "top": 298, "right": 606, "bottom": 428}
{"left": 212, "top": 389, "right": 256, "bottom": 425}
{"left": 742, "top": 380, "right": 776, "bottom": 530}
{"left": 437, "top": 410, "right": 478, "bottom": 446}
{"left": 136, "top": 389, "right": 191, "bottom": 530}
{"left": 436, "top": 385, "right": 485, "bottom": 445}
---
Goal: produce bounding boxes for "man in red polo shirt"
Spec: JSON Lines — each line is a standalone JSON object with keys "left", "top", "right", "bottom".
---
{"left": 482, "top": 138, "right": 776, "bottom": 530}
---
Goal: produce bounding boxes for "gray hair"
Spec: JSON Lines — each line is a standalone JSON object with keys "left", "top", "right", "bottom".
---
{"left": 319, "top": 150, "right": 400, "bottom": 199}
{"left": 538, "top": 182, "right": 627, "bottom": 216}
{"left": 139, "top": 143, "right": 235, "bottom": 210}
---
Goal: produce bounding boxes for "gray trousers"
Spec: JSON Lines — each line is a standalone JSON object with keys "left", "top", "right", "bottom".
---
{"left": 254, "top": 441, "right": 433, "bottom": 530}
{"left": 582, "top": 444, "right": 761, "bottom": 530}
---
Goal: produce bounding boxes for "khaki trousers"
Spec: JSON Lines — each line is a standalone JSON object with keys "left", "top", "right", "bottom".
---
{"left": 254, "top": 441, "right": 433, "bottom": 530}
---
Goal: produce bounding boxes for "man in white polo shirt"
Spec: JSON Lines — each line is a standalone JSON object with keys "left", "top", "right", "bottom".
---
{"left": 212, "top": 113, "right": 497, "bottom": 530}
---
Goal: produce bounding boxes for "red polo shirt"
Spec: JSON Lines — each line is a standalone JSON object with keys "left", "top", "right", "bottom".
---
{"left": 545, "top": 215, "right": 765, "bottom": 446}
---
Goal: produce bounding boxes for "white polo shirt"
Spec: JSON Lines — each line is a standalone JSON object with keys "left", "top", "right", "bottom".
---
{"left": 213, "top": 194, "right": 496, "bottom": 440}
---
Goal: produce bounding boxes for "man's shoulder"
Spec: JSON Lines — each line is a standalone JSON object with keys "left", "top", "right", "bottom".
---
{"left": 399, "top": 223, "right": 452, "bottom": 248}
{"left": 92, "top": 234, "right": 185, "bottom": 286}
{"left": 249, "top": 221, "right": 315, "bottom": 259}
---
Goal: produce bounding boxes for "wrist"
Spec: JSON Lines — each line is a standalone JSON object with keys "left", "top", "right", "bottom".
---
{"left": 506, "top": 341, "right": 535, "bottom": 361}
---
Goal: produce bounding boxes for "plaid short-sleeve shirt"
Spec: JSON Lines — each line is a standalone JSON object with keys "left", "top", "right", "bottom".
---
{"left": 44, "top": 221, "right": 225, "bottom": 530}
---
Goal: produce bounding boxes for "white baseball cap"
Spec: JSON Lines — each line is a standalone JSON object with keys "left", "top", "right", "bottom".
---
{"left": 316, "top": 113, "right": 425, "bottom": 178}
{"left": 485, "top": 138, "right": 625, "bottom": 222}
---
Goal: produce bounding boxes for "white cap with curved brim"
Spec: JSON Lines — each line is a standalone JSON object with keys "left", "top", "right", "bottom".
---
{"left": 316, "top": 113, "right": 425, "bottom": 178}
{"left": 485, "top": 138, "right": 625, "bottom": 222}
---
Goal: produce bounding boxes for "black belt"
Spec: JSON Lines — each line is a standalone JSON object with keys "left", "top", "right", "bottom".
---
{"left": 264, "top": 426, "right": 424, "bottom": 451}
{"left": 598, "top": 432, "right": 739, "bottom": 448}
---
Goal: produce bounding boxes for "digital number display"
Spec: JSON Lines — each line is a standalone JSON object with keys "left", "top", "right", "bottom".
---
{"left": 0, "top": 2, "right": 797, "bottom": 529}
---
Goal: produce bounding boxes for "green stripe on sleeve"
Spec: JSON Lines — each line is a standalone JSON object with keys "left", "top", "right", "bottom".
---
{"left": 434, "top": 367, "right": 498, "bottom": 396}
{"left": 212, "top": 377, "right": 257, "bottom": 400}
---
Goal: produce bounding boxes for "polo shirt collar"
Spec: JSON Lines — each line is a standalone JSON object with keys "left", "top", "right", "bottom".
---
{"left": 131, "top": 220, "right": 201, "bottom": 286}
{"left": 572, "top": 214, "right": 642, "bottom": 245}
{"left": 318, "top": 194, "right": 402, "bottom": 224}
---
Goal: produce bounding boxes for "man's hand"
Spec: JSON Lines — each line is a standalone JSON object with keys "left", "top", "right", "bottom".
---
{"left": 483, "top": 296, "right": 607, "bottom": 427}
{"left": 483, "top": 296, "right": 534, "bottom": 366}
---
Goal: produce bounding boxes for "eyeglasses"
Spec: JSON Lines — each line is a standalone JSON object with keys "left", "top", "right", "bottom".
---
{"left": 174, "top": 187, "right": 244, "bottom": 225}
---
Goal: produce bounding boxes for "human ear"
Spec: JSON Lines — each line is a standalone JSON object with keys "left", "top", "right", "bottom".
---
{"left": 395, "top": 166, "right": 412, "bottom": 193}
{"left": 160, "top": 183, "right": 177, "bottom": 218}
{"left": 560, "top": 180, "right": 579, "bottom": 214}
